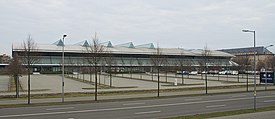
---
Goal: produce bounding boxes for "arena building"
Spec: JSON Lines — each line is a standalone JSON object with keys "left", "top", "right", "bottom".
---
{"left": 12, "top": 40, "right": 236, "bottom": 73}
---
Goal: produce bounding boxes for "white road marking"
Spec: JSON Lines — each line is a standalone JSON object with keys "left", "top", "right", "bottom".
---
{"left": 1, "top": 95, "right": 275, "bottom": 118}
{"left": 264, "top": 100, "right": 275, "bottom": 103}
{"left": 123, "top": 102, "right": 145, "bottom": 106}
{"left": 184, "top": 98, "right": 202, "bottom": 101}
{"left": 206, "top": 105, "right": 226, "bottom": 108}
{"left": 135, "top": 110, "right": 161, "bottom": 115}
{"left": 46, "top": 107, "right": 74, "bottom": 111}
{"left": 231, "top": 95, "right": 246, "bottom": 98}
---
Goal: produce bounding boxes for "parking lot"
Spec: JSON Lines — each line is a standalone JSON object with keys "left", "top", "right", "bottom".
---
{"left": 0, "top": 72, "right": 261, "bottom": 95}
{"left": 0, "top": 71, "right": 264, "bottom": 97}
{"left": 0, "top": 75, "right": 9, "bottom": 92}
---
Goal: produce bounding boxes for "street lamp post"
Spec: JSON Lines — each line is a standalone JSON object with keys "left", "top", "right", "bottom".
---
{"left": 242, "top": 29, "right": 256, "bottom": 110}
{"left": 264, "top": 45, "right": 274, "bottom": 91}
{"left": 62, "top": 34, "right": 67, "bottom": 103}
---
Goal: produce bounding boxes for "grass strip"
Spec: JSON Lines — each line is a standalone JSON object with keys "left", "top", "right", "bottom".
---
{"left": 0, "top": 84, "right": 274, "bottom": 99}
{"left": 1, "top": 89, "right": 275, "bottom": 109}
{"left": 167, "top": 106, "right": 275, "bottom": 119}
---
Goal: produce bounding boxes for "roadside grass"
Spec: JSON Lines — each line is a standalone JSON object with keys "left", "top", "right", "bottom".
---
{"left": 1, "top": 89, "right": 275, "bottom": 109}
{"left": 167, "top": 106, "right": 275, "bottom": 119}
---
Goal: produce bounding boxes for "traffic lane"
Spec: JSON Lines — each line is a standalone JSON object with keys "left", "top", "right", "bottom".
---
{"left": 256, "top": 96, "right": 275, "bottom": 108}
{"left": 0, "top": 92, "right": 268, "bottom": 116}
{"left": 3, "top": 95, "right": 256, "bottom": 119}
{"left": 1, "top": 90, "right": 275, "bottom": 118}
{"left": 0, "top": 94, "right": 262, "bottom": 118}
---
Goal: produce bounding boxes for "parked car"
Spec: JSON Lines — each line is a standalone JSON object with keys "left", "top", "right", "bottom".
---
{"left": 232, "top": 70, "right": 239, "bottom": 75}
{"left": 219, "top": 71, "right": 226, "bottom": 75}
{"left": 201, "top": 71, "right": 208, "bottom": 74}
{"left": 190, "top": 71, "right": 198, "bottom": 75}
{"left": 176, "top": 71, "right": 190, "bottom": 74}
{"left": 219, "top": 70, "right": 239, "bottom": 75}
{"left": 208, "top": 70, "right": 219, "bottom": 74}
{"left": 225, "top": 70, "right": 239, "bottom": 75}
{"left": 246, "top": 71, "right": 260, "bottom": 75}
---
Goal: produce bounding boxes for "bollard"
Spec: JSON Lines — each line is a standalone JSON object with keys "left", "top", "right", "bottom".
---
{"left": 174, "top": 78, "right": 177, "bottom": 86}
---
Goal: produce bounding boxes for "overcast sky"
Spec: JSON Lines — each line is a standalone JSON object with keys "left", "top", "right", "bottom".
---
{"left": 0, "top": 0, "right": 274, "bottom": 55}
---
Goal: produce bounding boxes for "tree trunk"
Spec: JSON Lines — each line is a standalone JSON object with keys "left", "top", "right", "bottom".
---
{"left": 218, "top": 73, "right": 220, "bottom": 81}
{"left": 28, "top": 70, "right": 31, "bottom": 104}
{"left": 109, "top": 68, "right": 112, "bottom": 87}
{"left": 95, "top": 67, "right": 98, "bottom": 101}
{"left": 181, "top": 72, "right": 184, "bottom": 85}
{"left": 238, "top": 73, "right": 240, "bottom": 83}
{"left": 157, "top": 67, "right": 160, "bottom": 97}
{"left": 246, "top": 73, "right": 249, "bottom": 92}
{"left": 15, "top": 75, "right": 19, "bottom": 98}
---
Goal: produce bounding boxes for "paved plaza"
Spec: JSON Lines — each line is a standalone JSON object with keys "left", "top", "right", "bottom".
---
{"left": 0, "top": 75, "right": 9, "bottom": 92}
{"left": 0, "top": 73, "right": 261, "bottom": 96}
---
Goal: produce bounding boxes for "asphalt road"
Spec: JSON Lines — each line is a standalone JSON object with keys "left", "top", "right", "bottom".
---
{"left": 1, "top": 91, "right": 275, "bottom": 119}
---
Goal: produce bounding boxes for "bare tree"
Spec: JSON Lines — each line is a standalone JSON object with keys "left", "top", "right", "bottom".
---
{"left": 216, "top": 60, "right": 223, "bottom": 81}
{"left": 129, "top": 57, "right": 134, "bottom": 78}
{"left": 177, "top": 50, "right": 185, "bottom": 85}
{"left": 233, "top": 54, "right": 251, "bottom": 91}
{"left": 21, "top": 35, "right": 39, "bottom": 104}
{"left": 6, "top": 53, "right": 24, "bottom": 98}
{"left": 173, "top": 59, "right": 179, "bottom": 82}
{"left": 150, "top": 45, "right": 164, "bottom": 97}
{"left": 271, "top": 56, "right": 275, "bottom": 70}
{"left": 137, "top": 58, "right": 144, "bottom": 79}
{"left": 120, "top": 57, "right": 125, "bottom": 77}
{"left": 257, "top": 61, "right": 265, "bottom": 71}
{"left": 85, "top": 33, "right": 105, "bottom": 101}
{"left": 185, "top": 59, "right": 193, "bottom": 78}
{"left": 104, "top": 51, "right": 116, "bottom": 87}
{"left": 201, "top": 46, "right": 211, "bottom": 94}
{"left": 163, "top": 57, "right": 169, "bottom": 82}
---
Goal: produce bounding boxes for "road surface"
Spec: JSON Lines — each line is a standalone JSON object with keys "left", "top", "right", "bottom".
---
{"left": 1, "top": 91, "right": 275, "bottom": 119}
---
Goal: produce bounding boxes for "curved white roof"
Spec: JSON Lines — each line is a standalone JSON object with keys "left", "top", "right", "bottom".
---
{"left": 12, "top": 42, "right": 234, "bottom": 57}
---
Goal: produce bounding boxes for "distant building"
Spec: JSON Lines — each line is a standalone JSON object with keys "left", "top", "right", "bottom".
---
{"left": 219, "top": 46, "right": 274, "bottom": 70}
{"left": 0, "top": 54, "right": 10, "bottom": 64}
{"left": 0, "top": 53, "right": 11, "bottom": 70}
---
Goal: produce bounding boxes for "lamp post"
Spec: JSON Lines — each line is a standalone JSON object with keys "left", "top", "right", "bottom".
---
{"left": 62, "top": 34, "right": 67, "bottom": 103}
{"left": 242, "top": 29, "right": 256, "bottom": 110}
{"left": 264, "top": 45, "right": 274, "bottom": 91}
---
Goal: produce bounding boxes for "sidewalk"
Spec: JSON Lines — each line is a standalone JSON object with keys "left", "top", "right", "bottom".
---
{"left": 0, "top": 86, "right": 274, "bottom": 105}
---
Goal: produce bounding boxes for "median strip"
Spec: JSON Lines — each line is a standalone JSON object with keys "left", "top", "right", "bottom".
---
{"left": 264, "top": 100, "right": 275, "bottom": 103}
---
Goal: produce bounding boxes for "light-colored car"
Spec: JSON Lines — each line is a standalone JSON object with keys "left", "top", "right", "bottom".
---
{"left": 219, "top": 71, "right": 226, "bottom": 75}
{"left": 201, "top": 71, "right": 207, "bottom": 74}
{"left": 232, "top": 70, "right": 239, "bottom": 75}
{"left": 190, "top": 71, "right": 198, "bottom": 75}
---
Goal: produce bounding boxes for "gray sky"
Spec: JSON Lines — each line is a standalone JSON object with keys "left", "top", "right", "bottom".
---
{"left": 1, "top": 0, "right": 275, "bottom": 55}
